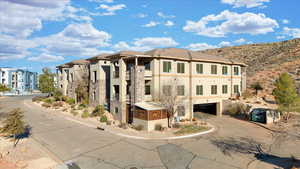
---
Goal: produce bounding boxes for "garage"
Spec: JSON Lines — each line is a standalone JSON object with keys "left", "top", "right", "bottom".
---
{"left": 193, "top": 103, "right": 217, "bottom": 117}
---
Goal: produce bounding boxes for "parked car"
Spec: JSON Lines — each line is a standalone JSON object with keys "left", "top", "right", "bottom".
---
{"left": 250, "top": 108, "right": 281, "bottom": 124}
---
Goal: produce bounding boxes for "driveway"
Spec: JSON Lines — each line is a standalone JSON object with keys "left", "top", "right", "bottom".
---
{"left": 0, "top": 96, "right": 298, "bottom": 169}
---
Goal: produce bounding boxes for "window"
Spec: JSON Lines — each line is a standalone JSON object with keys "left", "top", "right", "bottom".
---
{"left": 196, "top": 64, "right": 203, "bottom": 74}
{"left": 177, "top": 85, "right": 185, "bottom": 96}
{"left": 177, "top": 63, "right": 185, "bottom": 73}
{"left": 163, "top": 61, "right": 172, "bottom": 73}
{"left": 196, "top": 85, "right": 203, "bottom": 95}
{"left": 211, "top": 65, "right": 217, "bottom": 74}
{"left": 177, "top": 106, "right": 185, "bottom": 116}
{"left": 115, "top": 107, "right": 119, "bottom": 114}
{"left": 145, "top": 85, "right": 151, "bottom": 95}
{"left": 222, "top": 85, "right": 228, "bottom": 94}
{"left": 93, "top": 91, "right": 96, "bottom": 101}
{"left": 222, "top": 66, "right": 228, "bottom": 75}
{"left": 93, "top": 71, "right": 97, "bottom": 82}
{"left": 234, "top": 85, "right": 239, "bottom": 94}
{"left": 234, "top": 67, "right": 239, "bottom": 75}
{"left": 144, "top": 61, "right": 151, "bottom": 70}
{"left": 163, "top": 85, "right": 171, "bottom": 96}
{"left": 211, "top": 85, "right": 217, "bottom": 95}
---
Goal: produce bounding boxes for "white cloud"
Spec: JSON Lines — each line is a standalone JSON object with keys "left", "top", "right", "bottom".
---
{"left": 35, "top": 23, "right": 111, "bottom": 57}
{"left": 276, "top": 36, "right": 285, "bottom": 39}
{"left": 282, "top": 27, "right": 300, "bottom": 38}
{"left": 96, "top": 4, "right": 126, "bottom": 16}
{"left": 234, "top": 38, "right": 246, "bottom": 43}
{"left": 0, "top": 35, "right": 37, "bottom": 60}
{"left": 157, "top": 12, "right": 175, "bottom": 19}
{"left": 142, "top": 21, "right": 160, "bottom": 27}
{"left": 183, "top": 10, "right": 278, "bottom": 37}
{"left": 221, "top": 0, "right": 270, "bottom": 8}
{"left": 27, "top": 54, "right": 64, "bottom": 62}
{"left": 165, "top": 21, "right": 175, "bottom": 27}
{"left": 282, "top": 19, "right": 289, "bottom": 24}
{"left": 137, "top": 13, "right": 148, "bottom": 18}
{"left": 113, "top": 37, "right": 179, "bottom": 51}
{"left": 219, "top": 41, "right": 232, "bottom": 47}
{"left": 186, "top": 43, "right": 218, "bottom": 51}
{"left": 0, "top": 0, "right": 92, "bottom": 38}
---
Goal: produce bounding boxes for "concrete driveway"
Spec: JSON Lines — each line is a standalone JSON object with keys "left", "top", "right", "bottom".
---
{"left": 0, "top": 96, "right": 298, "bottom": 169}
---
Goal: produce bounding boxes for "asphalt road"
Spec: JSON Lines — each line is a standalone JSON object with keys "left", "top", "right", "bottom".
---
{"left": 0, "top": 96, "right": 298, "bottom": 169}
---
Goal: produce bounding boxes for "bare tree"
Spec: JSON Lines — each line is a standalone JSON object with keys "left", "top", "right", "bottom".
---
{"left": 75, "top": 71, "right": 89, "bottom": 104}
{"left": 159, "top": 78, "right": 187, "bottom": 128}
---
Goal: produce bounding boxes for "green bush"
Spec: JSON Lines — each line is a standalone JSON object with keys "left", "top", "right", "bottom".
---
{"left": 53, "top": 89, "right": 63, "bottom": 101}
{"left": 43, "top": 97, "right": 55, "bottom": 104}
{"left": 133, "top": 124, "right": 144, "bottom": 131}
{"left": 100, "top": 115, "right": 108, "bottom": 123}
{"left": 78, "top": 103, "right": 86, "bottom": 110}
{"left": 32, "top": 96, "right": 47, "bottom": 102}
{"left": 81, "top": 110, "right": 90, "bottom": 118}
{"left": 90, "top": 105, "right": 105, "bottom": 117}
{"left": 66, "top": 98, "right": 75, "bottom": 105}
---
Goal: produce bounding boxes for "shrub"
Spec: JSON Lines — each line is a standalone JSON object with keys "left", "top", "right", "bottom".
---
{"left": 172, "top": 123, "right": 181, "bottom": 128}
{"left": 52, "top": 101, "right": 63, "bottom": 108}
{"left": 155, "top": 124, "right": 163, "bottom": 131}
{"left": 70, "top": 110, "right": 78, "bottom": 116}
{"left": 242, "top": 90, "right": 253, "bottom": 99}
{"left": 91, "top": 105, "right": 105, "bottom": 117}
{"left": 43, "top": 98, "right": 55, "bottom": 104}
{"left": 81, "top": 110, "right": 90, "bottom": 118}
{"left": 100, "top": 115, "right": 108, "bottom": 123}
{"left": 106, "top": 121, "right": 112, "bottom": 125}
{"left": 226, "top": 102, "right": 251, "bottom": 119}
{"left": 42, "top": 103, "right": 51, "bottom": 108}
{"left": 32, "top": 96, "right": 47, "bottom": 102}
{"left": 134, "top": 124, "right": 144, "bottom": 131}
{"left": 53, "top": 89, "right": 63, "bottom": 101}
{"left": 192, "top": 118, "right": 197, "bottom": 121}
{"left": 118, "top": 123, "right": 128, "bottom": 129}
{"left": 78, "top": 104, "right": 86, "bottom": 110}
{"left": 66, "top": 98, "right": 75, "bottom": 105}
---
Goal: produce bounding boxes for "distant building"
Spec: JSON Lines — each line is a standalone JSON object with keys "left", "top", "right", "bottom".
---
{"left": 0, "top": 67, "right": 38, "bottom": 95}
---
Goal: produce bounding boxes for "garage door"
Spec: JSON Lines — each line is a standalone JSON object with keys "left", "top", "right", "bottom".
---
{"left": 193, "top": 103, "right": 217, "bottom": 117}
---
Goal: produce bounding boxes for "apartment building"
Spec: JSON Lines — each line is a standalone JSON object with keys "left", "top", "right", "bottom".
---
{"left": 57, "top": 59, "right": 89, "bottom": 101}
{"left": 56, "top": 48, "right": 246, "bottom": 131}
{"left": 0, "top": 67, "right": 38, "bottom": 95}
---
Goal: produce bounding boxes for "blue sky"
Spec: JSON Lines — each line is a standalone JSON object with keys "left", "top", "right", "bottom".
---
{"left": 0, "top": 0, "right": 299, "bottom": 73}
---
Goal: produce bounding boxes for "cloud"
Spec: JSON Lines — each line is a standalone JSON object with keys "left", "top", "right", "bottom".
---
{"left": 165, "top": 21, "right": 175, "bottom": 27}
{"left": 0, "top": 0, "right": 92, "bottom": 38}
{"left": 96, "top": 4, "right": 126, "bottom": 16}
{"left": 282, "top": 27, "right": 300, "bottom": 38}
{"left": 27, "top": 54, "right": 64, "bottom": 62}
{"left": 142, "top": 21, "right": 160, "bottom": 27}
{"left": 113, "top": 37, "right": 179, "bottom": 51}
{"left": 183, "top": 10, "right": 278, "bottom": 37}
{"left": 136, "top": 13, "right": 148, "bottom": 18}
{"left": 157, "top": 12, "right": 175, "bottom": 19}
{"left": 234, "top": 38, "right": 246, "bottom": 43}
{"left": 221, "top": 0, "right": 270, "bottom": 8}
{"left": 185, "top": 43, "right": 218, "bottom": 51}
{"left": 276, "top": 36, "right": 286, "bottom": 39}
{"left": 219, "top": 41, "right": 232, "bottom": 47}
{"left": 282, "top": 19, "right": 289, "bottom": 24}
{"left": 34, "top": 23, "right": 111, "bottom": 57}
{"left": 0, "top": 35, "right": 37, "bottom": 60}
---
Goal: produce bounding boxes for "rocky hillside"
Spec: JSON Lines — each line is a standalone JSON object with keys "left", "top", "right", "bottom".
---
{"left": 201, "top": 38, "right": 300, "bottom": 94}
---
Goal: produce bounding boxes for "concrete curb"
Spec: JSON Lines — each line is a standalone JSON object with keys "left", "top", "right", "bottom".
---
{"left": 105, "top": 126, "right": 215, "bottom": 140}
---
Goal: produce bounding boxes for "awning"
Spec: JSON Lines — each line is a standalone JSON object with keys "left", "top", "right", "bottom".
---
{"left": 134, "top": 102, "right": 165, "bottom": 111}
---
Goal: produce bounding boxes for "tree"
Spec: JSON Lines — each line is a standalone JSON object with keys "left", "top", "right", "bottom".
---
{"left": 39, "top": 68, "right": 55, "bottom": 94}
{"left": 250, "top": 82, "right": 263, "bottom": 95}
{"left": 75, "top": 71, "right": 89, "bottom": 104}
{"left": 0, "top": 108, "right": 26, "bottom": 147}
{"left": 0, "top": 84, "right": 10, "bottom": 92}
{"left": 159, "top": 79, "right": 186, "bottom": 128}
{"left": 273, "top": 73, "right": 298, "bottom": 121}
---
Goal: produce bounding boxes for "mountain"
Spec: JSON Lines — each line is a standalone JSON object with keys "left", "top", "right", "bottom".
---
{"left": 200, "top": 38, "right": 300, "bottom": 95}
